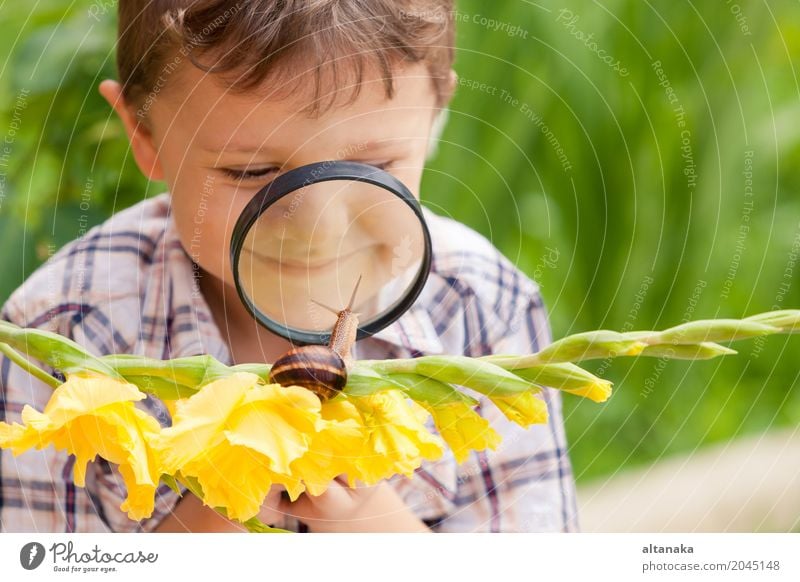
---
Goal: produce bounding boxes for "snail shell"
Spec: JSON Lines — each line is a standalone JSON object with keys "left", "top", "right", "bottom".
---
{"left": 268, "top": 274, "right": 362, "bottom": 400}
{"left": 268, "top": 345, "right": 347, "bottom": 401}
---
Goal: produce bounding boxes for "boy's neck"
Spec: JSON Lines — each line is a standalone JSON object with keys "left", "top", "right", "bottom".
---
{"left": 197, "top": 266, "right": 293, "bottom": 364}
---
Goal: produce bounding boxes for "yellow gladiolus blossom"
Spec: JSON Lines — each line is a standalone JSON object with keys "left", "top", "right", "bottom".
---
{"left": 489, "top": 389, "right": 549, "bottom": 428}
{"left": 153, "top": 372, "right": 324, "bottom": 521}
{"left": 289, "top": 398, "right": 365, "bottom": 496}
{"left": 0, "top": 373, "right": 161, "bottom": 520}
{"left": 562, "top": 380, "right": 613, "bottom": 403}
{"left": 422, "top": 402, "right": 502, "bottom": 463}
{"left": 347, "top": 390, "right": 444, "bottom": 485}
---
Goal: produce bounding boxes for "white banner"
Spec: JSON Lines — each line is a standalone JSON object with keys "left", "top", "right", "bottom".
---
{"left": 0, "top": 533, "right": 798, "bottom": 581}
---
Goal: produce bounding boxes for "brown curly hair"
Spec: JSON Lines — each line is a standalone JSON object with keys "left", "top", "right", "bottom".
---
{"left": 116, "top": 0, "right": 456, "bottom": 118}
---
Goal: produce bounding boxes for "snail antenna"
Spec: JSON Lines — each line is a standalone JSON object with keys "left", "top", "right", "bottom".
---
{"left": 309, "top": 273, "right": 363, "bottom": 316}
{"left": 309, "top": 298, "right": 340, "bottom": 316}
{"left": 346, "top": 274, "right": 363, "bottom": 311}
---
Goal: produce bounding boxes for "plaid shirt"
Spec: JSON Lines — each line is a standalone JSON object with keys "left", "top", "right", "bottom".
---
{"left": 0, "top": 193, "right": 579, "bottom": 533}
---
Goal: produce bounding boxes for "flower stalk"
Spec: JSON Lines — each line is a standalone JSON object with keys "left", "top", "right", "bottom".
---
{"left": 0, "top": 309, "right": 797, "bottom": 529}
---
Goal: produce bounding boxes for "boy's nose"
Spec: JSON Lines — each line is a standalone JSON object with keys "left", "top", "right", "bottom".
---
{"left": 278, "top": 182, "right": 353, "bottom": 257}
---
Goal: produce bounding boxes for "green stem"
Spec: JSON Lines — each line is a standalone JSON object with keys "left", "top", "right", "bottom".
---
{"left": 0, "top": 342, "right": 60, "bottom": 388}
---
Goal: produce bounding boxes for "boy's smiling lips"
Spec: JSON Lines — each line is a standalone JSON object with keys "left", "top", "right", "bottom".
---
{"left": 245, "top": 246, "right": 369, "bottom": 274}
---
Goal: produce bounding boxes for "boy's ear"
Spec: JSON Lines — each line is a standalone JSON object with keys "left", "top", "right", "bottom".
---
{"left": 425, "top": 69, "right": 457, "bottom": 161}
{"left": 445, "top": 69, "right": 457, "bottom": 101}
{"left": 98, "top": 80, "right": 165, "bottom": 182}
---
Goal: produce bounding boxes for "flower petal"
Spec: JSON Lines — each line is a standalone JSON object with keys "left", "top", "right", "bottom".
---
{"left": 424, "top": 402, "right": 502, "bottom": 463}
{"left": 489, "top": 390, "right": 549, "bottom": 427}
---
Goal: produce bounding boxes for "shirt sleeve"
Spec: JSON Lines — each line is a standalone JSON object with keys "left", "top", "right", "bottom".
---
{"left": 432, "top": 287, "right": 581, "bottom": 533}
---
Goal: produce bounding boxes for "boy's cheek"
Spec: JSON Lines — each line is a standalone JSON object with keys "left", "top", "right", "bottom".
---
{"left": 168, "top": 182, "right": 249, "bottom": 277}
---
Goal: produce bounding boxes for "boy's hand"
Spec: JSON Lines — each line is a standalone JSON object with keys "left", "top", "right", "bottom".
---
{"left": 265, "top": 478, "right": 431, "bottom": 533}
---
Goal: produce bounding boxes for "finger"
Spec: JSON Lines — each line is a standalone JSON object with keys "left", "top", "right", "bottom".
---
{"left": 257, "top": 486, "right": 288, "bottom": 525}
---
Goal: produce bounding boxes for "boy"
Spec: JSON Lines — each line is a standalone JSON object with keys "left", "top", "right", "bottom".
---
{"left": 0, "top": 0, "right": 578, "bottom": 532}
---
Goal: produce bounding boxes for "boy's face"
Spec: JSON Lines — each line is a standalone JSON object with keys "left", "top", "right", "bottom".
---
{"left": 103, "top": 61, "right": 450, "bottom": 326}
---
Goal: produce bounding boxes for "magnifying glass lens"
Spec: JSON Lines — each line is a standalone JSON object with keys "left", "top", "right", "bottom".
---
{"left": 234, "top": 165, "right": 428, "bottom": 339}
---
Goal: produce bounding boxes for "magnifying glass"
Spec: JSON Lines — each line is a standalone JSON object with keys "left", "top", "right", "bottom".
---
{"left": 230, "top": 160, "right": 432, "bottom": 346}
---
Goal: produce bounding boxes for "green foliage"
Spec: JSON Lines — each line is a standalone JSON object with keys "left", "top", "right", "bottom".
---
{"left": 433, "top": 1, "right": 800, "bottom": 480}
{"left": 0, "top": 2, "right": 162, "bottom": 296}
{"left": 1, "top": 1, "right": 798, "bottom": 482}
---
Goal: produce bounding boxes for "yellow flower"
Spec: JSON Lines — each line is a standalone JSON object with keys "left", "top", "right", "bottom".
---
{"left": 347, "top": 390, "right": 444, "bottom": 485}
{"left": 152, "top": 372, "right": 322, "bottom": 521}
{"left": 0, "top": 373, "right": 162, "bottom": 520}
{"left": 422, "top": 402, "right": 502, "bottom": 463}
{"left": 289, "top": 398, "right": 365, "bottom": 496}
{"left": 562, "top": 380, "right": 613, "bottom": 403}
{"left": 489, "top": 389, "right": 549, "bottom": 428}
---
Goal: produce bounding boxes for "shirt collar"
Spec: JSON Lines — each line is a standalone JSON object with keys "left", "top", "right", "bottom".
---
{"left": 366, "top": 299, "right": 444, "bottom": 356}
{"left": 369, "top": 204, "right": 445, "bottom": 355}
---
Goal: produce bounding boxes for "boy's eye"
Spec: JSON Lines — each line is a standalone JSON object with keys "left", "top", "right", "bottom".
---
{"left": 219, "top": 161, "right": 393, "bottom": 181}
{"left": 364, "top": 161, "right": 392, "bottom": 171}
{"left": 220, "top": 166, "right": 278, "bottom": 181}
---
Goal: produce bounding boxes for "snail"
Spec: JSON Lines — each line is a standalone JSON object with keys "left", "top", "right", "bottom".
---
{"left": 268, "top": 274, "right": 363, "bottom": 400}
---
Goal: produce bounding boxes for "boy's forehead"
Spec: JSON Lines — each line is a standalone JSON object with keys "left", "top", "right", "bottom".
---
{"left": 150, "top": 60, "right": 437, "bottom": 152}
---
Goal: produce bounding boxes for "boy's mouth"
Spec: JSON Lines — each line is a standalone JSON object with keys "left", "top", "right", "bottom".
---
{"left": 246, "top": 247, "right": 366, "bottom": 274}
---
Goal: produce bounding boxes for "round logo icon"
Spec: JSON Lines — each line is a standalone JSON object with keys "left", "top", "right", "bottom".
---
{"left": 20, "top": 542, "right": 46, "bottom": 570}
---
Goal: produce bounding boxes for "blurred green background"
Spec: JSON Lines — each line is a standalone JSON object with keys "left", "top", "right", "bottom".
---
{"left": 0, "top": 1, "right": 798, "bottom": 484}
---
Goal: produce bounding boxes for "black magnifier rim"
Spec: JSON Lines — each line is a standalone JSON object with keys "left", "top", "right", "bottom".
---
{"left": 230, "top": 160, "right": 433, "bottom": 346}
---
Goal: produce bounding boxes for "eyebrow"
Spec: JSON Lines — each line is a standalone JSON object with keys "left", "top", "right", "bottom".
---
{"left": 200, "top": 139, "right": 399, "bottom": 155}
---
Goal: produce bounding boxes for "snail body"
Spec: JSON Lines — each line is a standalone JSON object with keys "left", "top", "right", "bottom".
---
{"left": 268, "top": 275, "right": 362, "bottom": 400}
